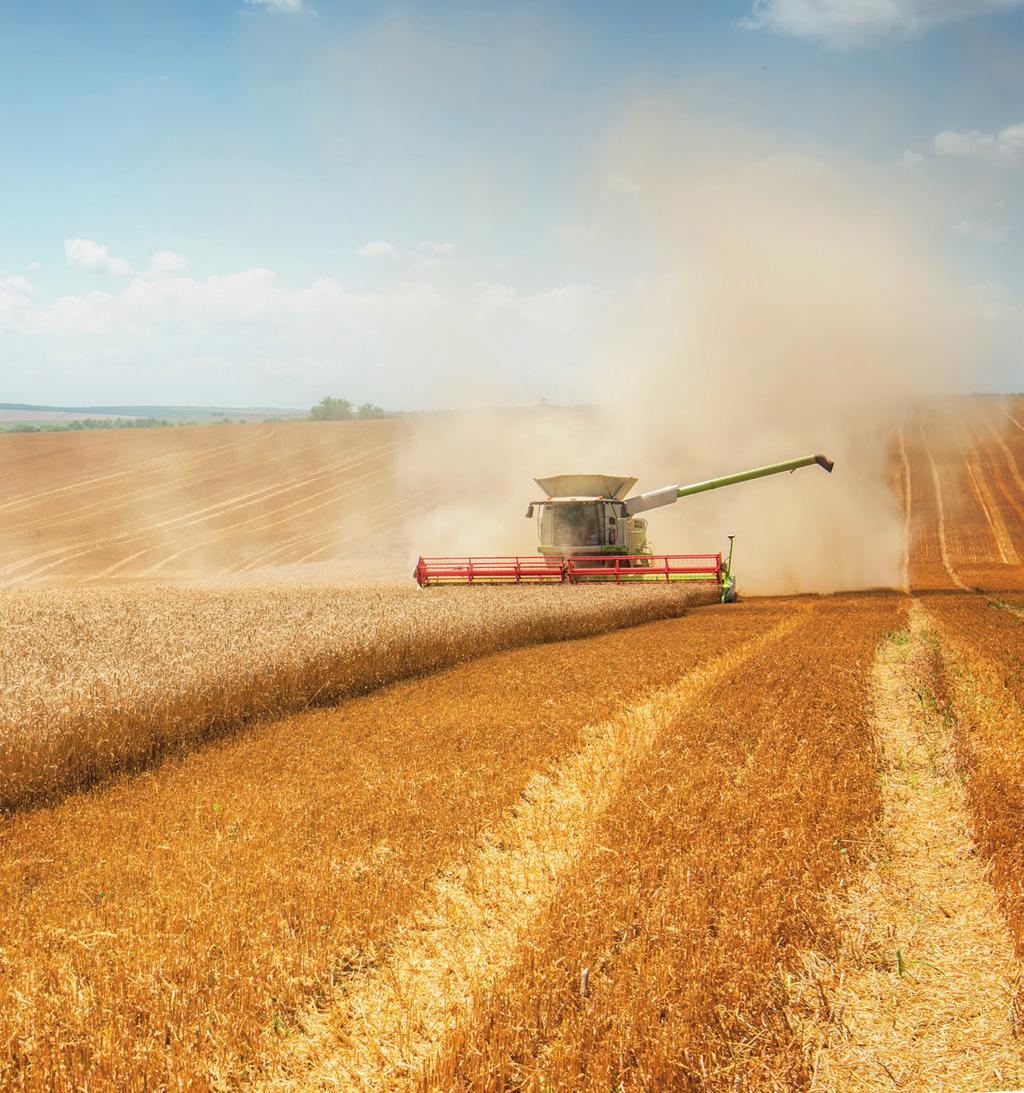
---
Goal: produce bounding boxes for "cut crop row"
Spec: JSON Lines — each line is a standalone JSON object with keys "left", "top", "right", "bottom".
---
{"left": 926, "top": 595, "right": 1024, "bottom": 948}
{"left": 420, "top": 595, "right": 900, "bottom": 1091}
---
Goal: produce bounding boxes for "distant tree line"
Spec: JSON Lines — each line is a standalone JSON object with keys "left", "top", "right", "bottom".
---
{"left": 310, "top": 396, "right": 389, "bottom": 421}
{"left": 1, "top": 416, "right": 174, "bottom": 434}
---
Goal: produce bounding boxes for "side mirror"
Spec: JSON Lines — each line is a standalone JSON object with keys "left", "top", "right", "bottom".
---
{"left": 524, "top": 503, "right": 535, "bottom": 518}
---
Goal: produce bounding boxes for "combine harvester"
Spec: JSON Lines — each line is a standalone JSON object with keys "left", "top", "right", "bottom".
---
{"left": 414, "top": 454, "right": 833, "bottom": 601}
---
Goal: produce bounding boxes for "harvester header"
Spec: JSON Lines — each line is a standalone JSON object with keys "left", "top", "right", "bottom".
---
{"left": 415, "top": 452, "right": 833, "bottom": 601}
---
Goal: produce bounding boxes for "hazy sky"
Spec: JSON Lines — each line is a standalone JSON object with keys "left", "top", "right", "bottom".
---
{"left": 1, "top": 0, "right": 1021, "bottom": 408}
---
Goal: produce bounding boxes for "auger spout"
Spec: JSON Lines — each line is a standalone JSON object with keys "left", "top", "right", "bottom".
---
{"left": 623, "top": 454, "right": 833, "bottom": 516}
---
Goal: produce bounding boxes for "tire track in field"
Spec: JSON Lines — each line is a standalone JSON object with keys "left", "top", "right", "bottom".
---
{"left": 136, "top": 455, "right": 408, "bottom": 576}
{"left": 949, "top": 421, "right": 1005, "bottom": 566}
{"left": 257, "top": 605, "right": 811, "bottom": 1093}
{"left": 126, "top": 459, "right": 400, "bottom": 576}
{"left": 0, "top": 431, "right": 283, "bottom": 531}
{"left": 979, "top": 408, "right": 1024, "bottom": 524}
{"left": 920, "top": 424, "right": 969, "bottom": 591}
{"left": 125, "top": 445, "right": 402, "bottom": 573}
{"left": 957, "top": 415, "right": 1021, "bottom": 566}
{"left": 250, "top": 489, "right": 440, "bottom": 570}
{"left": 6, "top": 440, "right": 404, "bottom": 580}
{"left": 2, "top": 430, "right": 316, "bottom": 537}
{"left": 287, "top": 489, "right": 443, "bottom": 567}
{"left": 0, "top": 440, "right": 360, "bottom": 577}
{"left": 797, "top": 602, "right": 1023, "bottom": 1091}
{"left": 965, "top": 455, "right": 1018, "bottom": 565}
{"left": 0, "top": 427, "right": 275, "bottom": 514}
{"left": 898, "top": 427, "right": 911, "bottom": 592}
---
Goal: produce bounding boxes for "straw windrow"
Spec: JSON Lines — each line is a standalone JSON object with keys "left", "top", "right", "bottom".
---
{"left": 794, "top": 602, "right": 1023, "bottom": 1090}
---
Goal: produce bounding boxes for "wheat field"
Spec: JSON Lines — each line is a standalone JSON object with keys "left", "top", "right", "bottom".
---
{"left": 3, "top": 398, "right": 1024, "bottom": 1089}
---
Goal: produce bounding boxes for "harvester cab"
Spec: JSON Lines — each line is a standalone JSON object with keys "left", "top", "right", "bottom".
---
{"left": 414, "top": 453, "right": 833, "bottom": 600}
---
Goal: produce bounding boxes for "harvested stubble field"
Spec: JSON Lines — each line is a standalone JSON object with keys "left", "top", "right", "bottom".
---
{"left": 416, "top": 595, "right": 900, "bottom": 1092}
{"left": 901, "top": 395, "right": 1024, "bottom": 592}
{"left": 924, "top": 596, "right": 1024, "bottom": 943}
{"left": 0, "top": 419, "right": 418, "bottom": 582}
{"left": 4, "top": 396, "right": 1024, "bottom": 1090}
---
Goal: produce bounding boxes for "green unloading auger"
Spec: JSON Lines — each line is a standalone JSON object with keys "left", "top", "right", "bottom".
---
{"left": 621, "top": 454, "right": 834, "bottom": 515}
{"left": 620, "top": 454, "right": 834, "bottom": 602}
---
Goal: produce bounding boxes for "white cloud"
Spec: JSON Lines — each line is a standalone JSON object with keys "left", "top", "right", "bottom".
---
{"left": 898, "top": 150, "right": 924, "bottom": 169}
{"left": 476, "top": 280, "right": 603, "bottom": 334}
{"left": 64, "top": 239, "right": 132, "bottom": 276}
{"left": 0, "top": 276, "right": 36, "bottom": 330}
{"left": 414, "top": 241, "right": 457, "bottom": 264}
{"left": 245, "top": 0, "right": 305, "bottom": 12}
{"left": 743, "top": 0, "right": 1024, "bottom": 47}
{"left": 0, "top": 276, "right": 34, "bottom": 296}
{"left": 358, "top": 240, "right": 397, "bottom": 258}
{"left": 26, "top": 260, "right": 40, "bottom": 271}
{"left": 934, "top": 122, "right": 1024, "bottom": 163}
{"left": 147, "top": 250, "right": 189, "bottom": 278}
{"left": 0, "top": 263, "right": 613, "bottom": 407}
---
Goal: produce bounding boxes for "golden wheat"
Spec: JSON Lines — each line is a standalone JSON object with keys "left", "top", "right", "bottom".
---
{"left": 0, "top": 581, "right": 715, "bottom": 813}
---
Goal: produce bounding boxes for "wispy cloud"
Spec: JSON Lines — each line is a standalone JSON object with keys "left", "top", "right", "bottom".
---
{"left": 743, "top": 0, "right": 1024, "bottom": 47}
{"left": 0, "top": 261, "right": 609, "bottom": 406}
{"left": 244, "top": 0, "right": 305, "bottom": 13}
{"left": 146, "top": 251, "right": 189, "bottom": 278}
{"left": 64, "top": 239, "right": 132, "bottom": 276}
{"left": 935, "top": 123, "right": 1024, "bottom": 164}
{"left": 358, "top": 240, "right": 397, "bottom": 258}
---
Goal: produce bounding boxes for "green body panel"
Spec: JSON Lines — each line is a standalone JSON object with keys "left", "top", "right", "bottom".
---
{"left": 538, "top": 543, "right": 626, "bottom": 556}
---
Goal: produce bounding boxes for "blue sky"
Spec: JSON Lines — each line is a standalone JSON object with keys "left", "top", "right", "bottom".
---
{"left": 1, "top": 0, "right": 1022, "bottom": 407}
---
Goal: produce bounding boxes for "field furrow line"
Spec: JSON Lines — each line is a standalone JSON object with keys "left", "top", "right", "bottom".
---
{"left": 257, "top": 606, "right": 811, "bottom": 1092}
{"left": 0, "top": 427, "right": 276, "bottom": 514}
{"left": 2, "top": 432, "right": 345, "bottom": 537}
{"left": 920, "top": 423, "right": 969, "bottom": 590}
{"left": 0, "top": 441, "right": 400, "bottom": 579}
{"left": 135, "top": 461, "right": 411, "bottom": 576}
{"left": 898, "top": 426, "right": 911, "bottom": 591}
{"left": 965, "top": 456, "right": 1018, "bottom": 565}
{"left": 796, "top": 602, "right": 1023, "bottom": 1091}
{"left": 927, "top": 595, "right": 1024, "bottom": 949}
{"left": 980, "top": 412, "right": 1024, "bottom": 524}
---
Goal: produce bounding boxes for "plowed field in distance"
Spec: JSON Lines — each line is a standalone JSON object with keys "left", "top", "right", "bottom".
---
{"left": 0, "top": 418, "right": 414, "bottom": 583}
{"left": 900, "top": 394, "right": 1024, "bottom": 592}
{"left": 2, "top": 394, "right": 1024, "bottom": 1090}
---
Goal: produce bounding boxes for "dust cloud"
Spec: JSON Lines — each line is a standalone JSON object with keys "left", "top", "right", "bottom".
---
{"left": 397, "top": 110, "right": 973, "bottom": 595}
